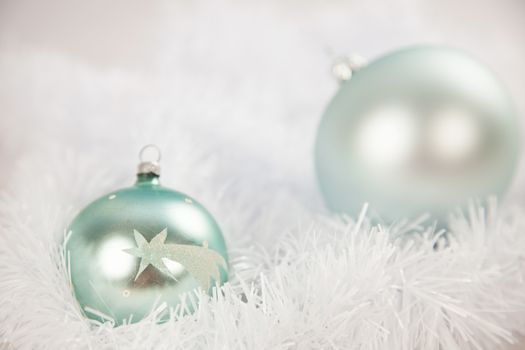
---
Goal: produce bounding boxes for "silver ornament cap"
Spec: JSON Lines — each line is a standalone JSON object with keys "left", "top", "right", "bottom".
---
{"left": 137, "top": 144, "right": 161, "bottom": 176}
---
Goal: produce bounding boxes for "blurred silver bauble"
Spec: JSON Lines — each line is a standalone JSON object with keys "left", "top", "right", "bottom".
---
{"left": 315, "top": 46, "right": 520, "bottom": 222}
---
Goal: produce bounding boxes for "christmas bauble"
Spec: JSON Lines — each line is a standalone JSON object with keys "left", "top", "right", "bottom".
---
{"left": 315, "top": 46, "right": 520, "bottom": 222}
{"left": 65, "top": 146, "right": 228, "bottom": 326}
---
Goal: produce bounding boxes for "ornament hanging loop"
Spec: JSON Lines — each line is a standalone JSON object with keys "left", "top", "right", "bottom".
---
{"left": 331, "top": 54, "right": 367, "bottom": 83}
{"left": 138, "top": 144, "right": 161, "bottom": 176}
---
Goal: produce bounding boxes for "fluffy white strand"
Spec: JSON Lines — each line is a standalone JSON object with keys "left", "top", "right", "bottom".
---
{"left": 1, "top": 151, "right": 525, "bottom": 349}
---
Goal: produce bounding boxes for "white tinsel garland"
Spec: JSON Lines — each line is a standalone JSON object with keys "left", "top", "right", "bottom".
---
{"left": 1, "top": 149, "right": 525, "bottom": 349}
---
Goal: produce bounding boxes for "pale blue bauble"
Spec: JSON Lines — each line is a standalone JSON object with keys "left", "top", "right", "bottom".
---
{"left": 315, "top": 46, "right": 520, "bottom": 222}
{"left": 66, "top": 171, "right": 228, "bottom": 326}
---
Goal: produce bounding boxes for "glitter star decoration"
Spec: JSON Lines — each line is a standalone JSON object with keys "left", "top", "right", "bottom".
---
{"left": 123, "top": 228, "right": 227, "bottom": 290}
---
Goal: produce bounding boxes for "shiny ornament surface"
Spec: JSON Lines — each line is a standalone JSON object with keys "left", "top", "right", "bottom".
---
{"left": 65, "top": 157, "right": 228, "bottom": 326}
{"left": 315, "top": 46, "right": 520, "bottom": 222}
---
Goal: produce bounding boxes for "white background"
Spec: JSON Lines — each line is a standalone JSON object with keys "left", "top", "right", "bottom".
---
{"left": 0, "top": 0, "right": 524, "bottom": 207}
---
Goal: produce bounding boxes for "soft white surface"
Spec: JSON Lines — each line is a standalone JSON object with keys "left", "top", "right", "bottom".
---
{"left": 0, "top": 0, "right": 524, "bottom": 348}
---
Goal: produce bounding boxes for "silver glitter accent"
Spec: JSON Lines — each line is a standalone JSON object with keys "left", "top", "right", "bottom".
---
{"left": 123, "top": 229, "right": 226, "bottom": 290}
